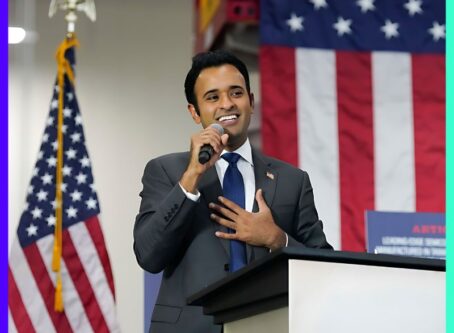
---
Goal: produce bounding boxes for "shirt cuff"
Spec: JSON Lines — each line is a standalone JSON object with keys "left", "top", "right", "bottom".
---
{"left": 269, "top": 232, "right": 289, "bottom": 252}
{"left": 179, "top": 182, "right": 200, "bottom": 202}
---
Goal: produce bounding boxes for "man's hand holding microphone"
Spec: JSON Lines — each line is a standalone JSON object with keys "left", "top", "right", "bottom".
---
{"left": 180, "top": 124, "right": 228, "bottom": 194}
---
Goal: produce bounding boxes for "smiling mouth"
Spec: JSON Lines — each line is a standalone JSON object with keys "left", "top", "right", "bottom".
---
{"left": 217, "top": 114, "right": 239, "bottom": 122}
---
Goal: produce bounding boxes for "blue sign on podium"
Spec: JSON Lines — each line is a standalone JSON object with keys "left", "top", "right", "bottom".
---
{"left": 365, "top": 211, "right": 445, "bottom": 259}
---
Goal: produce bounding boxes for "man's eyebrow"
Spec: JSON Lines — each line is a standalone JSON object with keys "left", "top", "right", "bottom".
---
{"left": 202, "top": 85, "right": 244, "bottom": 98}
{"left": 202, "top": 89, "right": 218, "bottom": 98}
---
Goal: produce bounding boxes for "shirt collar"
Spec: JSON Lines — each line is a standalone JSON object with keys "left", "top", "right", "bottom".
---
{"left": 220, "top": 138, "right": 253, "bottom": 166}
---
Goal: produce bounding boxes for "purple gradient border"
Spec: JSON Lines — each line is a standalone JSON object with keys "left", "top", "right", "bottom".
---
{"left": 1, "top": 1, "right": 9, "bottom": 331}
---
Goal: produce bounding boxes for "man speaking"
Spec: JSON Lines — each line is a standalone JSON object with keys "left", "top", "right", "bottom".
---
{"left": 133, "top": 50, "right": 332, "bottom": 333}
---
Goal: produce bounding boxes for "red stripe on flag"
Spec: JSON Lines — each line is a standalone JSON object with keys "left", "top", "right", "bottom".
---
{"left": 85, "top": 216, "right": 116, "bottom": 298}
{"left": 260, "top": 45, "right": 298, "bottom": 166}
{"left": 23, "top": 244, "right": 73, "bottom": 332}
{"left": 336, "top": 51, "right": 375, "bottom": 252}
{"left": 8, "top": 267, "right": 36, "bottom": 333}
{"left": 412, "top": 55, "right": 446, "bottom": 212}
{"left": 62, "top": 229, "right": 110, "bottom": 333}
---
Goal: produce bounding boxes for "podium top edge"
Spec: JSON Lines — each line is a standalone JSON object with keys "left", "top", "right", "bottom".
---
{"left": 187, "top": 247, "right": 445, "bottom": 305}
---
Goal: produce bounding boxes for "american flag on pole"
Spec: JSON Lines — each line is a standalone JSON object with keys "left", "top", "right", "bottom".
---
{"left": 8, "top": 37, "right": 120, "bottom": 332}
{"left": 260, "top": 0, "right": 445, "bottom": 251}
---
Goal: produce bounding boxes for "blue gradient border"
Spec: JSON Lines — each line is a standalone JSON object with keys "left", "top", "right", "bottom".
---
{"left": 2, "top": 1, "right": 9, "bottom": 331}
{"left": 446, "top": 0, "right": 452, "bottom": 331}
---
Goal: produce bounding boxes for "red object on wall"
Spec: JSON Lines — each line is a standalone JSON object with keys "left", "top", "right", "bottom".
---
{"left": 194, "top": 0, "right": 259, "bottom": 53}
{"left": 227, "top": 0, "right": 259, "bottom": 22}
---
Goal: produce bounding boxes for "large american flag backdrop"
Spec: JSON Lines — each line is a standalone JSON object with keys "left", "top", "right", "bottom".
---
{"left": 8, "top": 38, "right": 120, "bottom": 332}
{"left": 260, "top": 0, "right": 445, "bottom": 251}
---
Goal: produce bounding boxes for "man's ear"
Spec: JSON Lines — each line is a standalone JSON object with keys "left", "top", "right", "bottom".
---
{"left": 188, "top": 104, "right": 201, "bottom": 124}
{"left": 249, "top": 93, "right": 255, "bottom": 113}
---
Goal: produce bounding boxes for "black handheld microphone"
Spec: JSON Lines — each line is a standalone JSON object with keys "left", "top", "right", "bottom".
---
{"left": 198, "top": 123, "right": 224, "bottom": 164}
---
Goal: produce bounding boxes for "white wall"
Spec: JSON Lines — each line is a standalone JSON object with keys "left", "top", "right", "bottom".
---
{"left": 9, "top": 1, "right": 195, "bottom": 332}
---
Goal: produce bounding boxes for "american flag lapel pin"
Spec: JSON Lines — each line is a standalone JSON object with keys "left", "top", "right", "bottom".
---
{"left": 266, "top": 171, "right": 275, "bottom": 180}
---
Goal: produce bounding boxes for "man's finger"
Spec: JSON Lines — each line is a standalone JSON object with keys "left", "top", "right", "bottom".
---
{"left": 221, "top": 133, "right": 229, "bottom": 146}
{"left": 218, "top": 196, "right": 242, "bottom": 213}
{"left": 215, "top": 231, "right": 237, "bottom": 240}
{"left": 255, "top": 189, "right": 269, "bottom": 211}
{"left": 209, "top": 203, "right": 237, "bottom": 220}
{"left": 210, "top": 213, "right": 236, "bottom": 229}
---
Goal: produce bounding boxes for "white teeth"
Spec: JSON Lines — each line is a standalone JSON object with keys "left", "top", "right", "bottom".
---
{"left": 219, "top": 115, "right": 238, "bottom": 122}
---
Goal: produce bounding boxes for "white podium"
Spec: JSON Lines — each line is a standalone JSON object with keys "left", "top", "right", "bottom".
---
{"left": 188, "top": 247, "right": 445, "bottom": 333}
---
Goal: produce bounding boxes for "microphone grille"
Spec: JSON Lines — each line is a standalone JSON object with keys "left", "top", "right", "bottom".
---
{"left": 211, "top": 123, "right": 224, "bottom": 135}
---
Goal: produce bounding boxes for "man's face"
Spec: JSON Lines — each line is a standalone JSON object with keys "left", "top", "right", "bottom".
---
{"left": 189, "top": 64, "right": 254, "bottom": 150}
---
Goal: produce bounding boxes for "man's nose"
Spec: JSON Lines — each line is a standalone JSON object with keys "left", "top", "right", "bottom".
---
{"left": 219, "top": 93, "right": 234, "bottom": 110}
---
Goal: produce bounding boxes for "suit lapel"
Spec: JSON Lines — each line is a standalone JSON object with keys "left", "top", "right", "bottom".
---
{"left": 252, "top": 149, "right": 277, "bottom": 212}
{"left": 249, "top": 149, "right": 278, "bottom": 262}
{"left": 199, "top": 167, "right": 230, "bottom": 257}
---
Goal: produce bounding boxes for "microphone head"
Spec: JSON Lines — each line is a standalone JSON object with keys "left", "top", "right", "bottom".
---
{"left": 210, "top": 123, "right": 224, "bottom": 135}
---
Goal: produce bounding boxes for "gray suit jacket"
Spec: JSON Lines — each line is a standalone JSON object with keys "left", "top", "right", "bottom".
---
{"left": 134, "top": 149, "right": 332, "bottom": 333}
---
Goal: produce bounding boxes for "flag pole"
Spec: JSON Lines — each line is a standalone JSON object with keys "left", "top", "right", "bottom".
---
{"left": 48, "top": 0, "right": 96, "bottom": 312}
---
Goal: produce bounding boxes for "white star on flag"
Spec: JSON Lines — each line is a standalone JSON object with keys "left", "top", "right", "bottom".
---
{"left": 47, "top": 116, "right": 54, "bottom": 126}
{"left": 356, "top": 0, "right": 375, "bottom": 13}
{"left": 333, "top": 17, "right": 352, "bottom": 36}
{"left": 66, "top": 206, "right": 78, "bottom": 219}
{"left": 54, "top": 85, "right": 59, "bottom": 93}
{"left": 309, "top": 0, "right": 327, "bottom": 10}
{"left": 31, "top": 207, "right": 43, "bottom": 220}
{"left": 80, "top": 156, "right": 90, "bottom": 168}
{"left": 286, "top": 13, "right": 304, "bottom": 32}
{"left": 41, "top": 173, "right": 53, "bottom": 185}
{"left": 381, "top": 20, "right": 399, "bottom": 39}
{"left": 46, "top": 215, "right": 56, "bottom": 226}
{"left": 66, "top": 92, "right": 74, "bottom": 101}
{"left": 63, "top": 107, "right": 72, "bottom": 118}
{"left": 70, "top": 189, "right": 83, "bottom": 201}
{"left": 86, "top": 197, "right": 98, "bottom": 210}
{"left": 36, "top": 190, "right": 48, "bottom": 202}
{"left": 51, "top": 199, "right": 60, "bottom": 209}
{"left": 71, "top": 132, "right": 82, "bottom": 143}
{"left": 76, "top": 172, "right": 88, "bottom": 184}
{"left": 428, "top": 21, "right": 445, "bottom": 41}
{"left": 66, "top": 148, "right": 77, "bottom": 160}
{"left": 404, "top": 0, "right": 423, "bottom": 16}
{"left": 37, "top": 150, "right": 44, "bottom": 160}
{"left": 75, "top": 114, "right": 83, "bottom": 125}
{"left": 50, "top": 100, "right": 58, "bottom": 110}
{"left": 63, "top": 165, "right": 72, "bottom": 176}
{"left": 26, "top": 223, "right": 38, "bottom": 237}
{"left": 60, "top": 183, "right": 68, "bottom": 192}
{"left": 27, "top": 185, "right": 34, "bottom": 195}
{"left": 46, "top": 156, "right": 57, "bottom": 168}
{"left": 42, "top": 133, "right": 49, "bottom": 142}
{"left": 51, "top": 140, "right": 58, "bottom": 151}
{"left": 32, "top": 167, "right": 39, "bottom": 177}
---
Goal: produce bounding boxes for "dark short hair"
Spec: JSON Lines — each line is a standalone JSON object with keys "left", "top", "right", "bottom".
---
{"left": 184, "top": 50, "right": 251, "bottom": 113}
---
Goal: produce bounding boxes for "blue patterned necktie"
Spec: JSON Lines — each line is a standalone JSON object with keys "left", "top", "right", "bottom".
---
{"left": 222, "top": 153, "right": 247, "bottom": 272}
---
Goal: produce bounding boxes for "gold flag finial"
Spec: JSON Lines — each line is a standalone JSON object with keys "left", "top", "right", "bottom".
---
{"left": 49, "top": 0, "right": 96, "bottom": 33}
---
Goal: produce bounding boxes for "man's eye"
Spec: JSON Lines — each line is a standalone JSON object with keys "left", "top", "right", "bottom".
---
{"left": 231, "top": 90, "right": 243, "bottom": 97}
{"left": 206, "top": 95, "right": 218, "bottom": 101}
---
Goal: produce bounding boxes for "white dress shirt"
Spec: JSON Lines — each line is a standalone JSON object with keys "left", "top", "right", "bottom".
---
{"left": 215, "top": 139, "right": 255, "bottom": 212}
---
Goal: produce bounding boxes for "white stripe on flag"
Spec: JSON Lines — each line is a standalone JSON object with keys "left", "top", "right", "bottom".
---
{"left": 8, "top": 307, "right": 18, "bottom": 333}
{"left": 372, "top": 52, "right": 415, "bottom": 211}
{"left": 36, "top": 235, "right": 93, "bottom": 333}
{"left": 9, "top": 239, "right": 56, "bottom": 333}
{"left": 296, "top": 48, "right": 340, "bottom": 249}
{"left": 69, "top": 222, "right": 121, "bottom": 333}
